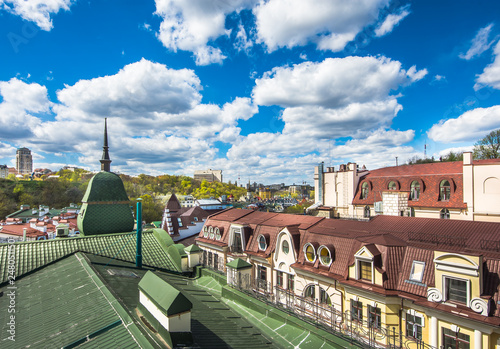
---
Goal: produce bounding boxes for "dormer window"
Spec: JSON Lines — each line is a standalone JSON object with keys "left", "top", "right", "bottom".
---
{"left": 361, "top": 182, "right": 369, "bottom": 199}
{"left": 318, "top": 245, "right": 333, "bottom": 266}
{"left": 444, "top": 277, "right": 468, "bottom": 305}
{"left": 304, "top": 243, "right": 316, "bottom": 263}
{"left": 388, "top": 181, "right": 397, "bottom": 190}
{"left": 209, "top": 226, "right": 214, "bottom": 239}
{"left": 258, "top": 235, "right": 267, "bottom": 251}
{"left": 214, "top": 227, "right": 221, "bottom": 240}
{"left": 410, "top": 181, "right": 420, "bottom": 200}
{"left": 440, "top": 180, "right": 451, "bottom": 201}
{"left": 229, "top": 226, "right": 245, "bottom": 253}
{"left": 354, "top": 246, "right": 376, "bottom": 283}
{"left": 359, "top": 261, "right": 372, "bottom": 281}
{"left": 177, "top": 218, "right": 183, "bottom": 227}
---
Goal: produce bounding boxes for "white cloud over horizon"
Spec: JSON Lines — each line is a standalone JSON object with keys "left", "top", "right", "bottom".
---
{"left": 427, "top": 105, "right": 500, "bottom": 143}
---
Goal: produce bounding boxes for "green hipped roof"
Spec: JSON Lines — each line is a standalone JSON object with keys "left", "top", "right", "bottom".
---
{"left": 82, "top": 171, "right": 130, "bottom": 202}
{"left": 226, "top": 258, "right": 252, "bottom": 269}
{"left": 0, "top": 253, "right": 151, "bottom": 349}
{"left": 78, "top": 203, "right": 135, "bottom": 236}
{"left": 138, "top": 271, "right": 192, "bottom": 316}
{"left": 173, "top": 243, "right": 187, "bottom": 257}
{"left": 184, "top": 244, "right": 202, "bottom": 253}
{"left": 0, "top": 230, "right": 182, "bottom": 284}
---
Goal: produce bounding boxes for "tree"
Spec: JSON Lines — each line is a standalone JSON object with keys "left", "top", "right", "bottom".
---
{"left": 473, "top": 129, "right": 500, "bottom": 159}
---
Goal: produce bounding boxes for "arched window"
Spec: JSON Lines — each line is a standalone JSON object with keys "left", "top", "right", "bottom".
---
{"left": 304, "top": 284, "right": 315, "bottom": 299}
{"left": 304, "top": 243, "right": 316, "bottom": 262}
{"left": 319, "top": 288, "right": 331, "bottom": 306}
{"left": 209, "top": 226, "right": 214, "bottom": 239}
{"left": 215, "top": 227, "right": 221, "bottom": 240}
{"left": 410, "top": 181, "right": 420, "bottom": 200}
{"left": 364, "top": 206, "right": 370, "bottom": 218}
{"left": 388, "top": 181, "right": 397, "bottom": 190}
{"left": 282, "top": 240, "right": 289, "bottom": 255}
{"left": 361, "top": 182, "right": 369, "bottom": 199}
{"left": 440, "top": 208, "right": 450, "bottom": 219}
{"left": 440, "top": 180, "right": 451, "bottom": 201}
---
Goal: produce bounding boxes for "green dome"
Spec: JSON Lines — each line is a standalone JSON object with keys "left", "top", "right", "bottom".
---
{"left": 77, "top": 171, "right": 134, "bottom": 236}
{"left": 82, "top": 171, "right": 129, "bottom": 202}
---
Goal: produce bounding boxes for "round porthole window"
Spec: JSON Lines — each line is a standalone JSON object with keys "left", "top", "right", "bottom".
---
{"left": 258, "top": 235, "right": 267, "bottom": 251}
{"left": 304, "top": 243, "right": 316, "bottom": 262}
{"left": 318, "top": 246, "right": 331, "bottom": 266}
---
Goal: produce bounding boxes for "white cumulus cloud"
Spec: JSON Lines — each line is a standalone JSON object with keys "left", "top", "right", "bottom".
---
{"left": 254, "top": 0, "right": 389, "bottom": 52}
{"left": 0, "top": 0, "right": 75, "bottom": 31}
{"left": 475, "top": 41, "right": 500, "bottom": 90}
{"left": 427, "top": 105, "right": 500, "bottom": 143}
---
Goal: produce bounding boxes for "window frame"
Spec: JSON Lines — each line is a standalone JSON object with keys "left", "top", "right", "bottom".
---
{"left": 440, "top": 208, "right": 450, "bottom": 219}
{"left": 410, "top": 180, "right": 420, "bottom": 200}
{"left": 287, "top": 274, "right": 294, "bottom": 292}
{"left": 304, "top": 243, "right": 316, "bottom": 263}
{"left": 444, "top": 276, "right": 469, "bottom": 305}
{"left": 364, "top": 205, "right": 370, "bottom": 218}
{"left": 440, "top": 180, "right": 451, "bottom": 201}
{"left": 368, "top": 305, "right": 381, "bottom": 329}
{"left": 276, "top": 270, "right": 284, "bottom": 288}
{"left": 442, "top": 328, "right": 470, "bottom": 349}
{"left": 258, "top": 234, "right": 267, "bottom": 251}
{"left": 178, "top": 217, "right": 183, "bottom": 227}
{"left": 318, "top": 245, "right": 332, "bottom": 266}
{"left": 361, "top": 182, "right": 369, "bottom": 199}
{"left": 319, "top": 288, "right": 331, "bottom": 306}
{"left": 359, "top": 260, "right": 372, "bottom": 281}
{"left": 304, "top": 284, "right": 315, "bottom": 299}
{"left": 406, "top": 312, "right": 423, "bottom": 340}
{"left": 282, "top": 240, "right": 289, "bottom": 255}
{"left": 409, "top": 261, "right": 425, "bottom": 282}
{"left": 388, "top": 181, "right": 397, "bottom": 190}
{"left": 350, "top": 299, "right": 363, "bottom": 322}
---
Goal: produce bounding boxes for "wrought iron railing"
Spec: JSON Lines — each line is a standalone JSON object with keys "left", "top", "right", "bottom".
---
{"left": 226, "top": 271, "right": 438, "bottom": 349}
{"left": 199, "top": 251, "right": 225, "bottom": 274}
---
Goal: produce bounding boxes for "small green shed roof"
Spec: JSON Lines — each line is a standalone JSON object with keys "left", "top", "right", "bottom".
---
{"left": 226, "top": 258, "right": 252, "bottom": 270}
{"left": 184, "top": 244, "right": 202, "bottom": 253}
{"left": 138, "top": 271, "right": 192, "bottom": 316}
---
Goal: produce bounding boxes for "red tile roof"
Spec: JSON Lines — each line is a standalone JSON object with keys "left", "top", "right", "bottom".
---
{"left": 352, "top": 161, "right": 466, "bottom": 208}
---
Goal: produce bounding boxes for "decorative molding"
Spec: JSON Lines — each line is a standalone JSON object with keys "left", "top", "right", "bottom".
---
{"left": 433, "top": 253, "right": 479, "bottom": 277}
{"left": 470, "top": 298, "right": 489, "bottom": 316}
{"left": 427, "top": 288, "right": 443, "bottom": 302}
{"left": 450, "top": 325, "right": 460, "bottom": 333}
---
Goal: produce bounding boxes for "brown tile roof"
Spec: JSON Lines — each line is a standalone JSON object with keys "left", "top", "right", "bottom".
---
{"left": 352, "top": 161, "right": 467, "bottom": 209}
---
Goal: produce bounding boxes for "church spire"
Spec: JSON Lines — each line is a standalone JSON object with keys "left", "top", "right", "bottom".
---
{"left": 100, "top": 118, "right": 111, "bottom": 172}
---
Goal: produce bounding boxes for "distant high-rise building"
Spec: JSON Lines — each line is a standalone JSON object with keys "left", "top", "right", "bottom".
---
{"left": 16, "top": 148, "right": 33, "bottom": 175}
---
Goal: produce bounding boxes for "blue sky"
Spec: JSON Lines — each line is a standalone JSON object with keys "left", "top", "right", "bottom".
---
{"left": 1, "top": 0, "right": 500, "bottom": 185}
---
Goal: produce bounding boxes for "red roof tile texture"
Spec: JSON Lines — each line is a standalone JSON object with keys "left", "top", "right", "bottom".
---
{"left": 352, "top": 161, "right": 467, "bottom": 209}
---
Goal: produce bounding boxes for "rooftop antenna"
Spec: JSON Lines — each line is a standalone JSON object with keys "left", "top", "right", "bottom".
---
{"left": 396, "top": 156, "right": 398, "bottom": 166}
{"left": 424, "top": 141, "right": 427, "bottom": 158}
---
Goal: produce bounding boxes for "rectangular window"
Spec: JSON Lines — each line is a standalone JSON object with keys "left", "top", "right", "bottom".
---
{"left": 277, "top": 271, "right": 284, "bottom": 288}
{"left": 287, "top": 274, "right": 294, "bottom": 292}
{"left": 443, "top": 328, "right": 470, "bottom": 349}
{"left": 409, "top": 261, "right": 425, "bottom": 282}
{"left": 406, "top": 314, "right": 422, "bottom": 340}
{"left": 208, "top": 251, "right": 213, "bottom": 266}
{"left": 214, "top": 254, "right": 218, "bottom": 270}
{"left": 232, "top": 231, "right": 243, "bottom": 253}
{"left": 350, "top": 299, "right": 363, "bottom": 322}
{"left": 177, "top": 217, "right": 183, "bottom": 227}
{"left": 359, "top": 261, "right": 372, "bottom": 281}
{"left": 445, "top": 277, "right": 468, "bottom": 305}
{"left": 368, "top": 305, "right": 381, "bottom": 329}
{"left": 257, "top": 265, "right": 267, "bottom": 291}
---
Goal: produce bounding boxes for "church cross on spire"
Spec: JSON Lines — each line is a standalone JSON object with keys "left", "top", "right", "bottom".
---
{"left": 100, "top": 118, "right": 111, "bottom": 172}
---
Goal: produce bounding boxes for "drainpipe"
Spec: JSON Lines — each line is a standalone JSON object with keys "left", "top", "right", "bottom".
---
{"left": 334, "top": 279, "right": 344, "bottom": 314}
{"left": 136, "top": 199, "right": 142, "bottom": 268}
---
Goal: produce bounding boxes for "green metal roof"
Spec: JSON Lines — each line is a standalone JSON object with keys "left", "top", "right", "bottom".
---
{"left": 138, "top": 271, "right": 192, "bottom": 316}
{"left": 82, "top": 171, "right": 130, "bottom": 202}
{"left": 78, "top": 203, "right": 135, "bottom": 236}
{"left": 0, "top": 253, "right": 152, "bottom": 349}
{"left": 184, "top": 244, "right": 202, "bottom": 253}
{"left": 226, "top": 258, "right": 252, "bottom": 269}
{"left": 0, "top": 230, "right": 182, "bottom": 285}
